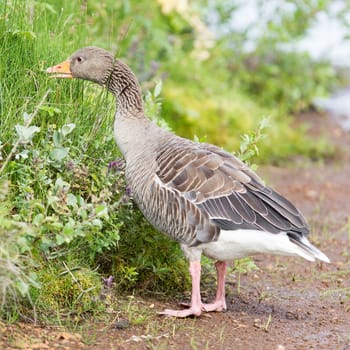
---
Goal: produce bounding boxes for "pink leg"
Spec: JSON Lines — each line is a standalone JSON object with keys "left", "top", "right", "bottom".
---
{"left": 202, "top": 260, "right": 227, "bottom": 312}
{"left": 159, "top": 260, "right": 203, "bottom": 317}
{"left": 159, "top": 260, "right": 227, "bottom": 317}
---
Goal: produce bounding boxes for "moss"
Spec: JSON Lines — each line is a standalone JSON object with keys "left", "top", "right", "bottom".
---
{"left": 33, "top": 262, "right": 103, "bottom": 316}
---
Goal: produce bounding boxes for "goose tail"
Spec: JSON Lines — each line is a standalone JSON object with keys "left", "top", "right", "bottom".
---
{"left": 287, "top": 232, "right": 330, "bottom": 263}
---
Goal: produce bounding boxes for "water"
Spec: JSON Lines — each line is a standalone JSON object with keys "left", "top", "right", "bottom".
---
{"left": 315, "top": 88, "right": 350, "bottom": 131}
{"left": 299, "top": 2, "right": 350, "bottom": 130}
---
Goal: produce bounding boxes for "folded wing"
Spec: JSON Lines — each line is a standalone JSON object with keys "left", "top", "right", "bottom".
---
{"left": 156, "top": 138, "right": 309, "bottom": 245}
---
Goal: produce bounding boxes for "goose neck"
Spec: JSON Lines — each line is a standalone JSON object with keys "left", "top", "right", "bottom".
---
{"left": 106, "top": 60, "right": 144, "bottom": 117}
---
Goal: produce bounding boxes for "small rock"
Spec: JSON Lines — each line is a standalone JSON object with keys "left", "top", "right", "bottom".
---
{"left": 114, "top": 318, "right": 130, "bottom": 329}
{"left": 56, "top": 332, "right": 82, "bottom": 343}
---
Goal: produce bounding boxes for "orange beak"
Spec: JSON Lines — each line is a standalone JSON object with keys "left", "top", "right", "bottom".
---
{"left": 46, "top": 60, "right": 72, "bottom": 78}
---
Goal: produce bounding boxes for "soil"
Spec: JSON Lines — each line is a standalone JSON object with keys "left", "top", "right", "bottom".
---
{"left": 1, "top": 111, "right": 349, "bottom": 350}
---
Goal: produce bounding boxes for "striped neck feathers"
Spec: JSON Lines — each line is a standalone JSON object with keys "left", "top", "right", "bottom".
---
{"left": 105, "top": 59, "right": 144, "bottom": 117}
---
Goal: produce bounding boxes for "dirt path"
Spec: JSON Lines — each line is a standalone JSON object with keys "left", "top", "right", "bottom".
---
{"left": 1, "top": 112, "right": 349, "bottom": 349}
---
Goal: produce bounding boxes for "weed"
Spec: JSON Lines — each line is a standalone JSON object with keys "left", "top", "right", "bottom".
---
{"left": 263, "top": 313, "right": 272, "bottom": 332}
{"left": 232, "top": 258, "right": 259, "bottom": 294}
{"left": 190, "top": 337, "right": 199, "bottom": 350}
{"left": 236, "top": 117, "right": 270, "bottom": 166}
{"left": 257, "top": 290, "right": 273, "bottom": 304}
{"left": 254, "top": 313, "right": 272, "bottom": 332}
{"left": 124, "top": 295, "right": 152, "bottom": 325}
{"left": 219, "top": 325, "right": 226, "bottom": 344}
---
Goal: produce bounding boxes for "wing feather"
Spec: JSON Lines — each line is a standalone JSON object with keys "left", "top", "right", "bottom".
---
{"left": 239, "top": 190, "right": 269, "bottom": 216}
{"left": 156, "top": 137, "right": 309, "bottom": 243}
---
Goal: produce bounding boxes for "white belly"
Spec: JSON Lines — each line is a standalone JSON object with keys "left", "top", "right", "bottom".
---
{"left": 200, "top": 229, "right": 316, "bottom": 262}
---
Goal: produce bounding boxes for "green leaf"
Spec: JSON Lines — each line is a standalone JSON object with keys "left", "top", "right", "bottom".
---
{"left": 92, "top": 218, "right": 103, "bottom": 228}
{"left": 154, "top": 80, "right": 163, "bottom": 98}
{"left": 79, "top": 209, "right": 88, "bottom": 220}
{"left": 33, "top": 213, "right": 44, "bottom": 226}
{"left": 46, "top": 221, "right": 63, "bottom": 231}
{"left": 16, "top": 236, "right": 32, "bottom": 253}
{"left": 11, "top": 30, "right": 36, "bottom": 41}
{"left": 76, "top": 195, "right": 85, "bottom": 207}
{"left": 39, "top": 106, "right": 61, "bottom": 117}
{"left": 95, "top": 204, "right": 108, "bottom": 217}
{"left": 15, "top": 150, "right": 29, "bottom": 160}
{"left": 67, "top": 193, "right": 77, "bottom": 207}
{"left": 15, "top": 280, "right": 29, "bottom": 297}
{"left": 40, "top": 236, "right": 55, "bottom": 251}
{"left": 15, "top": 125, "right": 40, "bottom": 143}
{"left": 53, "top": 131, "right": 64, "bottom": 147}
{"left": 55, "top": 234, "right": 66, "bottom": 245}
{"left": 50, "top": 147, "right": 69, "bottom": 162}
{"left": 63, "top": 224, "right": 74, "bottom": 236}
{"left": 47, "top": 195, "right": 60, "bottom": 206}
{"left": 61, "top": 123, "right": 76, "bottom": 136}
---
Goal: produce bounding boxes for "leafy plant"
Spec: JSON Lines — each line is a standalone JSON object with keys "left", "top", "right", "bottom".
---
{"left": 232, "top": 257, "right": 259, "bottom": 294}
{"left": 236, "top": 117, "right": 270, "bottom": 166}
{"left": 144, "top": 80, "right": 171, "bottom": 131}
{"left": 0, "top": 181, "right": 40, "bottom": 321}
{"left": 0, "top": 74, "right": 189, "bottom": 321}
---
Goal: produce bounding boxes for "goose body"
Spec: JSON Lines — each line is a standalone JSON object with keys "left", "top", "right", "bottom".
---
{"left": 47, "top": 47, "right": 329, "bottom": 317}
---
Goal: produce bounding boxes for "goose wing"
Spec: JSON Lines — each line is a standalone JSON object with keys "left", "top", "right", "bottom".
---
{"left": 156, "top": 138, "right": 308, "bottom": 244}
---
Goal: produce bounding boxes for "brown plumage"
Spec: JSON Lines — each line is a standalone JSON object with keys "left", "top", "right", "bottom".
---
{"left": 47, "top": 46, "right": 329, "bottom": 318}
{"left": 156, "top": 139, "right": 308, "bottom": 245}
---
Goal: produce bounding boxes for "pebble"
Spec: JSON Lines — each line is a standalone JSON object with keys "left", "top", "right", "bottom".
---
{"left": 114, "top": 318, "right": 130, "bottom": 330}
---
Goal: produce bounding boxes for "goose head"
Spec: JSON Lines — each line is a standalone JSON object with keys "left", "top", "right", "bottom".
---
{"left": 47, "top": 46, "right": 144, "bottom": 118}
{"left": 46, "top": 46, "right": 114, "bottom": 85}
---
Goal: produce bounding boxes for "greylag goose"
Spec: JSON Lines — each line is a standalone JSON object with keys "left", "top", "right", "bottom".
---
{"left": 47, "top": 47, "right": 330, "bottom": 317}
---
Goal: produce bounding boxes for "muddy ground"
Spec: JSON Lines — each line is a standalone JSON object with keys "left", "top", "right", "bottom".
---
{"left": 1, "top": 112, "right": 349, "bottom": 349}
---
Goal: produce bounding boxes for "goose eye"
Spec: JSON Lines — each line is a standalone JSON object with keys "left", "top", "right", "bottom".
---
{"left": 76, "top": 56, "right": 84, "bottom": 63}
